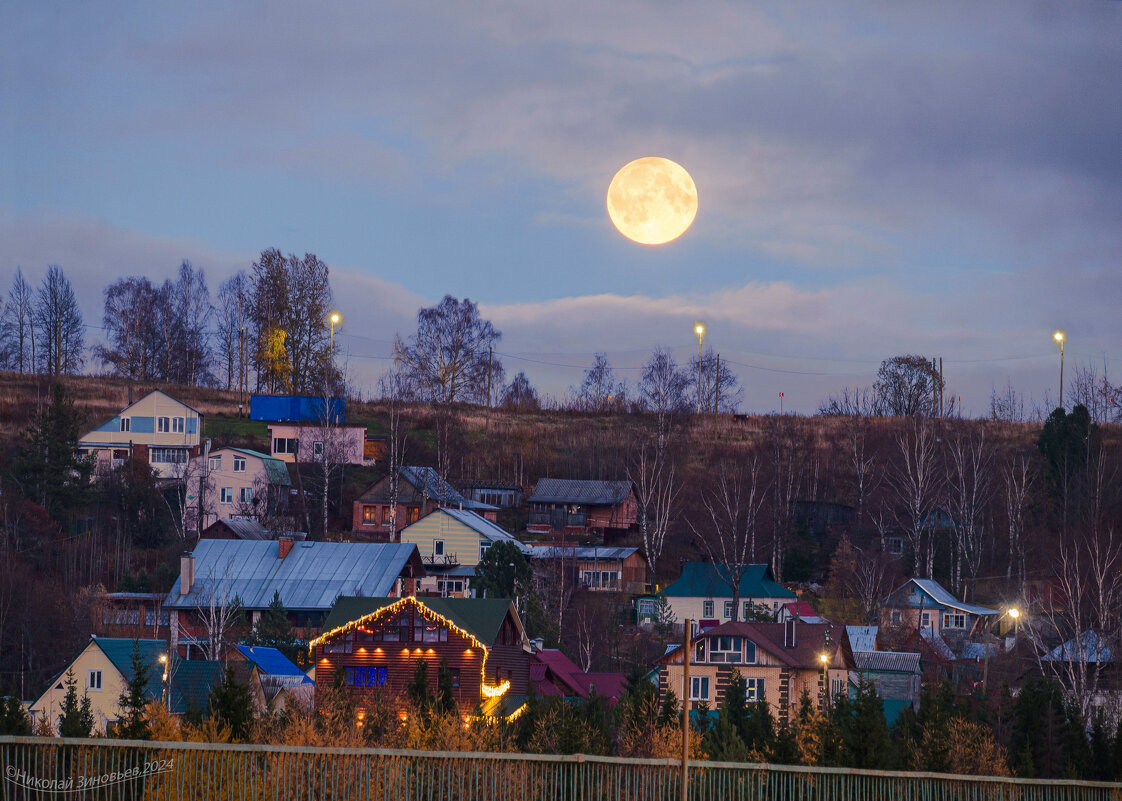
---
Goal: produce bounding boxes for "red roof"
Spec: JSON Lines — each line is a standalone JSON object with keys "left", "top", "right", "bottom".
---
{"left": 657, "top": 621, "right": 855, "bottom": 671}
{"left": 782, "top": 601, "right": 819, "bottom": 618}
{"left": 530, "top": 649, "right": 627, "bottom": 701}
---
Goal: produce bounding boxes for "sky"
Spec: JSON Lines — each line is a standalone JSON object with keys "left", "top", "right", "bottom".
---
{"left": 2, "top": 1, "right": 1120, "bottom": 414}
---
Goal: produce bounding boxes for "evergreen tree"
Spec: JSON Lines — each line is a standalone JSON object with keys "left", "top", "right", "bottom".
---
{"left": 58, "top": 669, "right": 95, "bottom": 737}
{"left": 209, "top": 665, "right": 254, "bottom": 741}
{"left": 245, "top": 591, "right": 299, "bottom": 661}
{"left": 435, "top": 659, "right": 456, "bottom": 717}
{"left": 1088, "top": 712, "right": 1113, "bottom": 781}
{"left": 473, "top": 541, "right": 531, "bottom": 600}
{"left": 580, "top": 689, "right": 614, "bottom": 755}
{"left": 407, "top": 658, "right": 431, "bottom": 719}
{"left": 115, "top": 641, "right": 151, "bottom": 739}
{"left": 0, "top": 686, "right": 31, "bottom": 735}
{"left": 845, "top": 679, "right": 890, "bottom": 769}
{"left": 12, "top": 383, "right": 92, "bottom": 522}
{"left": 743, "top": 700, "right": 777, "bottom": 757}
{"left": 1110, "top": 715, "right": 1122, "bottom": 780}
{"left": 658, "top": 687, "right": 680, "bottom": 728}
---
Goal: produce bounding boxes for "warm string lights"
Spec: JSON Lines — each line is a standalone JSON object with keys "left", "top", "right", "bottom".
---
{"left": 308, "top": 595, "right": 512, "bottom": 700}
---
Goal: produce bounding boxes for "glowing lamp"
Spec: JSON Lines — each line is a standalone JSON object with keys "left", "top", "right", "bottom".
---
{"left": 1008, "top": 608, "right": 1021, "bottom": 619}
{"left": 1053, "top": 331, "right": 1064, "bottom": 343}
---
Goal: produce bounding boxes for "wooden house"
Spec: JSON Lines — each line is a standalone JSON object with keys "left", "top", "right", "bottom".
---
{"left": 308, "top": 595, "right": 530, "bottom": 720}
{"left": 880, "top": 578, "right": 996, "bottom": 649}
{"left": 655, "top": 620, "right": 855, "bottom": 725}
{"left": 267, "top": 422, "right": 367, "bottom": 465}
{"left": 527, "top": 545, "right": 649, "bottom": 595}
{"left": 662, "top": 562, "right": 796, "bottom": 626}
{"left": 98, "top": 592, "right": 171, "bottom": 639}
{"left": 399, "top": 508, "right": 528, "bottom": 596}
{"left": 77, "top": 389, "right": 202, "bottom": 479}
{"left": 352, "top": 466, "right": 499, "bottom": 542}
{"left": 526, "top": 479, "right": 637, "bottom": 539}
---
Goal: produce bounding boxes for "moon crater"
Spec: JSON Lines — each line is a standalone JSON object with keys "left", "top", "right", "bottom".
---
{"left": 606, "top": 157, "right": 698, "bottom": 246}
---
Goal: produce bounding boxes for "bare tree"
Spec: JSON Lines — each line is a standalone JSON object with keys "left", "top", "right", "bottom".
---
{"left": 171, "top": 260, "right": 214, "bottom": 386}
{"left": 762, "top": 415, "right": 808, "bottom": 582}
{"left": 845, "top": 416, "right": 880, "bottom": 530}
{"left": 1034, "top": 531, "right": 1122, "bottom": 727}
{"left": 377, "top": 369, "right": 413, "bottom": 540}
{"left": 849, "top": 549, "right": 889, "bottom": 625}
{"left": 944, "top": 425, "right": 994, "bottom": 599}
{"left": 1002, "top": 452, "right": 1034, "bottom": 592}
{"left": 216, "top": 271, "right": 250, "bottom": 390}
{"left": 687, "top": 346, "right": 742, "bottom": 413}
{"left": 574, "top": 353, "right": 626, "bottom": 412}
{"left": 627, "top": 438, "right": 679, "bottom": 588}
{"left": 687, "top": 456, "right": 768, "bottom": 621}
{"left": 531, "top": 543, "right": 580, "bottom": 637}
{"left": 0, "top": 268, "right": 37, "bottom": 373}
{"left": 1070, "top": 361, "right": 1115, "bottom": 424}
{"left": 818, "top": 386, "right": 885, "bottom": 417}
{"left": 34, "top": 265, "right": 84, "bottom": 376}
{"left": 195, "top": 562, "right": 245, "bottom": 661}
{"left": 638, "top": 347, "right": 690, "bottom": 458}
{"left": 885, "top": 418, "right": 944, "bottom": 578}
{"left": 990, "top": 380, "right": 1028, "bottom": 422}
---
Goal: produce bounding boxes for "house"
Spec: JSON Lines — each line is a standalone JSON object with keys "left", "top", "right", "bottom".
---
{"left": 200, "top": 518, "right": 308, "bottom": 542}
{"left": 852, "top": 651, "right": 922, "bottom": 724}
{"left": 777, "top": 601, "right": 828, "bottom": 625}
{"left": 661, "top": 562, "right": 797, "bottom": 626}
{"left": 458, "top": 480, "right": 524, "bottom": 509}
{"left": 28, "top": 637, "right": 231, "bottom": 733}
{"left": 655, "top": 620, "right": 855, "bottom": 725}
{"left": 308, "top": 595, "right": 530, "bottom": 720}
{"left": 351, "top": 466, "right": 498, "bottom": 541}
{"left": 267, "top": 422, "right": 367, "bottom": 466}
{"left": 98, "top": 592, "right": 171, "bottom": 639}
{"left": 530, "top": 648, "right": 627, "bottom": 702}
{"left": 399, "top": 507, "right": 528, "bottom": 596}
{"left": 77, "top": 390, "right": 202, "bottom": 479}
{"left": 528, "top": 545, "right": 649, "bottom": 594}
{"left": 526, "top": 479, "right": 638, "bottom": 539}
{"left": 184, "top": 447, "right": 295, "bottom": 532}
{"left": 880, "top": 579, "right": 997, "bottom": 646}
{"left": 235, "top": 644, "right": 314, "bottom": 714}
{"left": 846, "top": 625, "right": 879, "bottom": 654}
{"left": 164, "top": 538, "right": 426, "bottom": 659}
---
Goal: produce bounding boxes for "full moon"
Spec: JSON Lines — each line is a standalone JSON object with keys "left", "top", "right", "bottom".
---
{"left": 606, "top": 157, "right": 698, "bottom": 245}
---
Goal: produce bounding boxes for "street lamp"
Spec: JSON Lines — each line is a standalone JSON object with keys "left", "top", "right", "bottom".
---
{"left": 329, "top": 312, "right": 343, "bottom": 350}
{"left": 694, "top": 323, "right": 706, "bottom": 414}
{"left": 981, "top": 606, "right": 1021, "bottom": 698}
{"left": 1053, "top": 331, "right": 1065, "bottom": 409}
{"left": 819, "top": 652, "right": 830, "bottom": 709}
{"left": 159, "top": 654, "right": 169, "bottom": 710}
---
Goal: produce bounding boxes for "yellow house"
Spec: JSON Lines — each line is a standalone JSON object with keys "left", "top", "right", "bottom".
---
{"left": 77, "top": 390, "right": 202, "bottom": 478}
{"left": 399, "top": 508, "right": 528, "bottom": 596}
{"left": 29, "top": 637, "right": 169, "bottom": 734}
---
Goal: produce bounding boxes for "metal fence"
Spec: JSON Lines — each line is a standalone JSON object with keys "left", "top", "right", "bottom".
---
{"left": 1, "top": 736, "right": 1119, "bottom": 801}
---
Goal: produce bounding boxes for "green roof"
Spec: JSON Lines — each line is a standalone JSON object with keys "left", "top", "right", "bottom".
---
{"left": 91, "top": 638, "right": 168, "bottom": 702}
{"left": 662, "top": 562, "right": 796, "bottom": 600}
{"left": 170, "top": 661, "right": 225, "bottom": 715}
{"left": 321, "top": 596, "right": 515, "bottom": 646}
{"left": 229, "top": 448, "right": 292, "bottom": 486}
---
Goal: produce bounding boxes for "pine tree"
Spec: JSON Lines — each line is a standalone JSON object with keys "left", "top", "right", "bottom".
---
{"left": 58, "top": 669, "right": 95, "bottom": 737}
{"left": 209, "top": 665, "right": 254, "bottom": 741}
{"left": 407, "top": 658, "right": 431, "bottom": 720}
{"left": 435, "top": 659, "right": 456, "bottom": 717}
{"left": 115, "top": 641, "right": 151, "bottom": 739}
{"left": 658, "top": 687, "right": 680, "bottom": 728}
{"left": 1110, "top": 715, "right": 1122, "bottom": 780}
{"left": 0, "top": 686, "right": 31, "bottom": 735}
{"left": 845, "top": 678, "right": 889, "bottom": 768}
{"left": 245, "top": 591, "right": 298, "bottom": 662}
{"left": 12, "top": 383, "right": 92, "bottom": 522}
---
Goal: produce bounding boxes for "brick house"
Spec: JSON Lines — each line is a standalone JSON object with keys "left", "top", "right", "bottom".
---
{"left": 308, "top": 595, "right": 529, "bottom": 720}
{"left": 352, "top": 466, "right": 498, "bottom": 541}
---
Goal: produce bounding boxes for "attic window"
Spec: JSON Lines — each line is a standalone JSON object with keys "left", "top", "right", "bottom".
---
{"left": 120, "top": 418, "right": 130, "bottom": 432}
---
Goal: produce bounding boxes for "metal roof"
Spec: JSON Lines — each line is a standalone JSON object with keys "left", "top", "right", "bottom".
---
{"left": 222, "top": 448, "right": 292, "bottom": 486}
{"left": 1042, "top": 631, "right": 1113, "bottom": 663}
{"left": 400, "top": 466, "right": 497, "bottom": 511}
{"left": 235, "top": 645, "right": 311, "bottom": 681}
{"left": 920, "top": 628, "right": 956, "bottom": 662}
{"left": 165, "top": 539, "right": 422, "bottom": 611}
{"left": 662, "top": 562, "right": 796, "bottom": 600}
{"left": 203, "top": 518, "right": 308, "bottom": 541}
{"left": 527, "top": 478, "right": 632, "bottom": 505}
{"left": 854, "top": 651, "right": 921, "bottom": 673}
{"left": 846, "top": 626, "right": 879, "bottom": 653}
{"left": 437, "top": 507, "right": 529, "bottom": 552}
{"left": 528, "top": 546, "right": 640, "bottom": 561}
{"left": 893, "top": 579, "right": 997, "bottom": 617}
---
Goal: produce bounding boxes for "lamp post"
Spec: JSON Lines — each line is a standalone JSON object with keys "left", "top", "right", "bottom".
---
{"left": 981, "top": 606, "right": 1020, "bottom": 698}
{"left": 694, "top": 323, "right": 705, "bottom": 414}
{"left": 1053, "top": 331, "right": 1065, "bottom": 409}
{"left": 819, "top": 652, "right": 830, "bottom": 710}
{"left": 159, "top": 654, "right": 169, "bottom": 710}
{"left": 330, "top": 312, "right": 342, "bottom": 350}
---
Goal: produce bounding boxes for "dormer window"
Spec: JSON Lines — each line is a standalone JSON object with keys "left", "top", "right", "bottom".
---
{"left": 708, "top": 636, "right": 743, "bottom": 664}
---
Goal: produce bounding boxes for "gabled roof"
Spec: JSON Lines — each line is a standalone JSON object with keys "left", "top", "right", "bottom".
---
{"left": 170, "top": 660, "right": 226, "bottom": 715}
{"left": 434, "top": 508, "right": 529, "bottom": 553}
{"left": 656, "top": 621, "right": 853, "bottom": 671}
{"left": 529, "top": 649, "right": 628, "bottom": 701}
{"left": 920, "top": 628, "right": 956, "bottom": 662}
{"left": 314, "top": 595, "right": 520, "bottom": 650}
{"left": 164, "top": 539, "right": 424, "bottom": 611}
{"left": 527, "top": 478, "right": 632, "bottom": 505}
{"left": 854, "top": 651, "right": 921, "bottom": 673}
{"left": 92, "top": 637, "right": 168, "bottom": 695}
{"left": 885, "top": 578, "right": 997, "bottom": 617}
{"left": 219, "top": 448, "right": 292, "bottom": 486}
{"left": 202, "top": 518, "right": 308, "bottom": 541}
{"left": 82, "top": 389, "right": 202, "bottom": 439}
{"left": 781, "top": 601, "right": 825, "bottom": 623}
{"left": 662, "top": 562, "right": 796, "bottom": 600}
{"left": 400, "top": 467, "right": 497, "bottom": 511}
{"left": 1042, "top": 631, "right": 1113, "bottom": 663}
{"left": 846, "top": 625, "right": 879, "bottom": 653}
{"left": 235, "top": 645, "right": 313, "bottom": 683}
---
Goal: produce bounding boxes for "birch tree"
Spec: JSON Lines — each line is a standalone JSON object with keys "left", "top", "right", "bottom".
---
{"left": 627, "top": 439, "right": 679, "bottom": 589}
{"left": 34, "top": 266, "right": 84, "bottom": 376}
{"left": 1002, "top": 452, "right": 1034, "bottom": 592}
{"left": 0, "top": 270, "right": 37, "bottom": 372}
{"left": 885, "top": 418, "right": 944, "bottom": 578}
{"left": 944, "top": 425, "right": 994, "bottom": 598}
{"left": 196, "top": 563, "right": 245, "bottom": 661}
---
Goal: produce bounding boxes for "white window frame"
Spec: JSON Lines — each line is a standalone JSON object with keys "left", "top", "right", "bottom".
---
{"left": 702, "top": 600, "right": 714, "bottom": 618}
{"left": 221, "top": 487, "right": 233, "bottom": 504}
{"left": 480, "top": 542, "right": 490, "bottom": 561}
{"left": 313, "top": 441, "right": 324, "bottom": 457}
{"left": 689, "top": 676, "right": 710, "bottom": 701}
{"left": 157, "top": 416, "right": 170, "bottom": 433}
{"left": 709, "top": 635, "right": 743, "bottom": 664}
{"left": 209, "top": 456, "right": 221, "bottom": 472}
{"left": 434, "top": 540, "right": 444, "bottom": 558}
{"left": 88, "top": 670, "right": 102, "bottom": 691}
{"left": 233, "top": 456, "right": 246, "bottom": 472}
{"left": 173, "top": 417, "right": 184, "bottom": 433}
{"left": 745, "top": 677, "right": 765, "bottom": 702}
{"left": 921, "top": 612, "right": 932, "bottom": 629}
{"left": 832, "top": 677, "right": 845, "bottom": 698}
{"left": 942, "top": 612, "right": 966, "bottom": 629}
{"left": 723, "top": 601, "right": 735, "bottom": 619}
{"left": 240, "top": 486, "right": 253, "bottom": 504}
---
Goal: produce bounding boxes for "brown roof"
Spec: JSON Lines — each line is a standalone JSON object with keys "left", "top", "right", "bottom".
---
{"left": 658, "top": 621, "right": 855, "bottom": 671}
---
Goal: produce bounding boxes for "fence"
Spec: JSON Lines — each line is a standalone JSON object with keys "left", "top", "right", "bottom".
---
{"left": 1, "top": 736, "right": 1119, "bottom": 801}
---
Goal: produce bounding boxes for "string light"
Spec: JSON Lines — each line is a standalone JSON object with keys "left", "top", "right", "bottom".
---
{"left": 308, "top": 596, "right": 515, "bottom": 703}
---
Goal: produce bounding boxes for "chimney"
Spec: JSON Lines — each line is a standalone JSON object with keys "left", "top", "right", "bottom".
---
{"left": 784, "top": 617, "right": 797, "bottom": 648}
{"left": 278, "top": 537, "right": 294, "bottom": 559}
{"left": 179, "top": 552, "right": 194, "bottom": 596}
{"left": 530, "top": 637, "right": 544, "bottom": 653}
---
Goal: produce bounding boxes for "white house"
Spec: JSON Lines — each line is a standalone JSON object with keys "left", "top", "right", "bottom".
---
{"left": 662, "top": 562, "right": 797, "bottom": 626}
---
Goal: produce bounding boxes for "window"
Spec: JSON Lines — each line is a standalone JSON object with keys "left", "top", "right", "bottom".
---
{"left": 743, "top": 601, "right": 753, "bottom": 620}
{"left": 723, "top": 601, "right": 734, "bottom": 619}
{"left": 450, "top": 668, "right": 460, "bottom": 689}
{"left": 638, "top": 599, "right": 656, "bottom": 616}
{"left": 438, "top": 579, "right": 464, "bottom": 596}
{"left": 422, "top": 623, "right": 449, "bottom": 642}
{"left": 362, "top": 506, "right": 378, "bottom": 523}
{"left": 434, "top": 540, "right": 444, "bottom": 558}
{"left": 344, "top": 666, "right": 388, "bottom": 687}
{"left": 240, "top": 487, "right": 253, "bottom": 504}
{"left": 920, "top": 612, "right": 931, "bottom": 629}
{"left": 88, "top": 670, "right": 102, "bottom": 691}
{"left": 313, "top": 441, "right": 323, "bottom": 457}
{"left": 689, "top": 676, "right": 710, "bottom": 701}
{"left": 943, "top": 613, "right": 966, "bottom": 629}
{"left": 745, "top": 677, "right": 765, "bottom": 702}
{"left": 744, "top": 640, "right": 756, "bottom": 664}
{"left": 702, "top": 600, "right": 714, "bottom": 618}
{"left": 832, "top": 677, "right": 845, "bottom": 698}
{"left": 233, "top": 456, "right": 246, "bottom": 472}
{"left": 221, "top": 487, "right": 233, "bottom": 504}
{"left": 209, "top": 456, "right": 222, "bottom": 471}
{"left": 407, "top": 507, "right": 419, "bottom": 524}
{"left": 273, "top": 438, "right": 297, "bottom": 455}
{"left": 325, "top": 632, "right": 354, "bottom": 654}
{"left": 886, "top": 537, "right": 904, "bottom": 555}
{"left": 149, "top": 448, "right": 187, "bottom": 464}
{"left": 480, "top": 542, "right": 490, "bottom": 561}
{"left": 173, "top": 417, "right": 184, "bottom": 433}
{"left": 891, "top": 610, "right": 902, "bottom": 626}
{"left": 157, "top": 417, "right": 170, "bottom": 433}
{"left": 709, "top": 636, "right": 743, "bottom": 664}
{"left": 120, "top": 417, "right": 130, "bottom": 432}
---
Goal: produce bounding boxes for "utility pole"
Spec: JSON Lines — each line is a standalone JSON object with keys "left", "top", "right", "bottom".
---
{"left": 713, "top": 354, "right": 720, "bottom": 417}
{"left": 681, "top": 619, "right": 691, "bottom": 801}
{"left": 939, "top": 357, "right": 944, "bottom": 418}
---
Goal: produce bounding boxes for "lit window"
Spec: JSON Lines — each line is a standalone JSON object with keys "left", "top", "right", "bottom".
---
{"left": 362, "top": 506, "right": 378, "bottom": 523}
{"left": 157, "top": 417, "right": 170, "bottom": 433}
{"left": 120, "top": 418, "right": 130, "bottom": 432}
{"left": 344, "top": 666, "right": 388, "bottom": 687}
{"left": 233, "top": 456, "right": 246, "bottom": 472}
{"left": 745, "top": 677, "right": 765, "bottom": 702}
{"left": 221, "top": 488, "right": 233, "bottom": 504}
{"left": 689, "top": 676, "right": 709, "bottom": 701}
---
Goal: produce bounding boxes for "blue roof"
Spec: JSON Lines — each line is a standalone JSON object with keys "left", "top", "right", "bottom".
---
{"left": 236, "top": 645, "right": 312, "bottom": 682}
{"left": 888, "top": 579, "right": 997, "bottom": 617}
{"left": 1043, "top": 631, "right": 1113, "bottom": 664}
{"left": 846, "top": 626, "right": 879, "bottom": 653}
{"left": 438, "top": 507, "right": 529, "bottom": 553}
{"left": 662, "top": 562, "right": 795, "bottom": 600}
